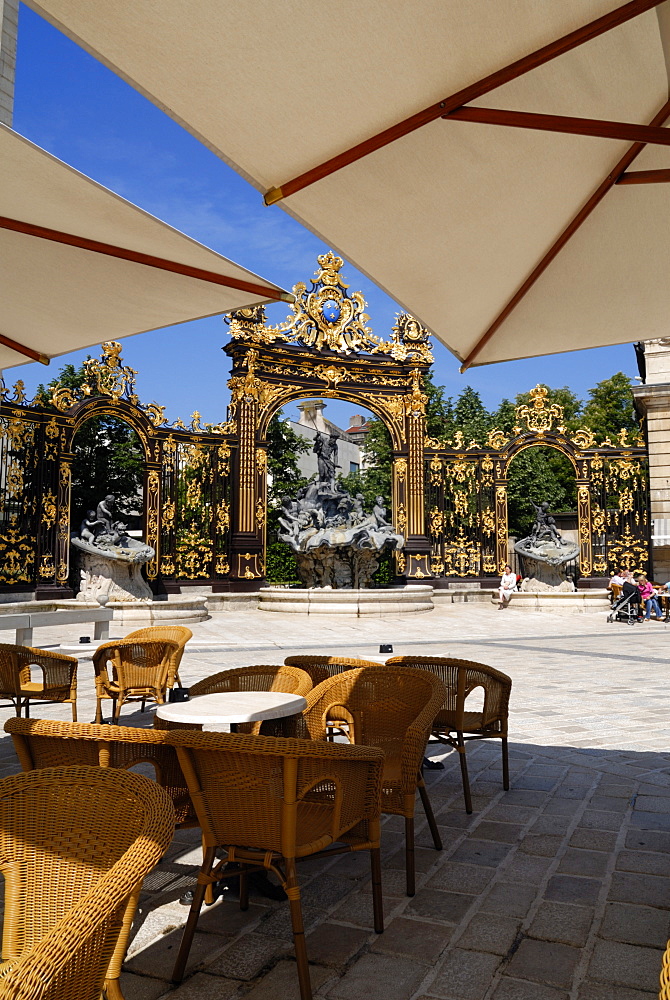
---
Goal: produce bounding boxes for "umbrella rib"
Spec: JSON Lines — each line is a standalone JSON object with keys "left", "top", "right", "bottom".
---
{"left": 0, "top": 216, "right": 293, "bottom": 304}
{"left": 445, "top": 107, "right": 670, "bottom": 148}
{"left": 617, "top": 168, "right": 670, "bottom": 183}
{"left": 0, "top": 333, "right": 49, "bottom": 366}
{"left": 459, "top": 97, "right": 670, "bottom": 372}
{"left": 264, "top": 0, "right": 667, "bottom": 204}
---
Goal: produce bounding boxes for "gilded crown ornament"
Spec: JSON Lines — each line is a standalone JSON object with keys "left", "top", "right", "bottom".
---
{"left": 226, "top": 253, "right": 432, "bottom": 362}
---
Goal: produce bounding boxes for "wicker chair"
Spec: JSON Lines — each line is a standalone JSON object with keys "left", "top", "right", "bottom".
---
{"left": 387, "top": 656, "right": 512, "bottom": 814}
{"left": 297, "top": 665, "right": 447, "bottom": 896}
{"left": 0, "top": 644, "right": 78, "bottom": 720}
{"left": 123, "top": 626, "right": 193, "bottom": 689}
{"left": 5, "top": 717, "right": 197, "bottom": 828}
{"left": 93, "top": 638, "right": 179, "bottom": 723}
{"left": 154, "top": 664, "right": 312, "bottom": 735}
{"left": 0, "top": 765, "right": 174, "bottom": 1000}
{"left": 167, "top": 729, "right": 384, "bottom": 1000}
{"left": 283, "top": 655, "right": 382, "bottom": 687}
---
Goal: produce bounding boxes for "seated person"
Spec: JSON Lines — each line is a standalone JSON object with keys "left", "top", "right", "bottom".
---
{"left": 637, "top": 574, "right": 662, "bottom": 621}
{"left": 607, "top": 569, "right": 625, "bottom": 602}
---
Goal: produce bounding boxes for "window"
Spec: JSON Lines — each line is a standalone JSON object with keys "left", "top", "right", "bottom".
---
{"left": 350, "top": 462, "right": 359, "bottom": 474}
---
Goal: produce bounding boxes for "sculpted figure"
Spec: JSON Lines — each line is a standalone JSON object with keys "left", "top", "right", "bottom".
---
{"left": 313, "top": 432, "right": 340, "bottom": 488}
{"left": 80, "top": 509, "right": 104, "bottom": 545}
{"left": 96, "top": 494, "right": 117, "bottom": 534}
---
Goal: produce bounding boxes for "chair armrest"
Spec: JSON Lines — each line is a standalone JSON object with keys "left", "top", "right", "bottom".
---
{"left": 16, "top": 649, "right": 77, "bottom": 694}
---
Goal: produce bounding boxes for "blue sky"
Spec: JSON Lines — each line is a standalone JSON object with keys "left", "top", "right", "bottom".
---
{"left": 8, "top": 5, "right": 642, "bottom": 430}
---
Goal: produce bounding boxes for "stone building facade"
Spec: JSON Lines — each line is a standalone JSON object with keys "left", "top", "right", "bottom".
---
{"left": 0, "top": 0, "right": 17, "bottom": 127}
{"left": 632, "top": 339, "right": 670, "bottom": 580}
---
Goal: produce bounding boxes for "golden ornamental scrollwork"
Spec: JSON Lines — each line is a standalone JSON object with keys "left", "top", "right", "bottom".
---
{"left": 486, "top": 428, "right": 509, "bottom": 450}
{"left": 82, "top": 341, "right": 138, "bottom": 402}
{"left": 515, "top": 385, "right": 564, "bottom": 436}
{"left": 403, "top": 369, "right": 428, "bottom": 418}
{"left": 0, "top": 517, "right": 34, "bottom": 584}
{"left": 41, "top": 492, "right": 57, "bottom": 529}
{"left": 226, "top": 252, "right": 432, "bottom": 361}
{"left": 38, "top": 554, "right": 56, "bottom": 579}
{"left": 313, "top": 364, "right": 349, "bottom": 390}
{"left": 394, "top": 458, "right": 407, "bottom": 483}
{"left": 571, "top": 427, "right": 596, "bottom": 450}
{"left": 144, "top": 403, "right": 167, "bottom": 427}
{"left": 228, "top": 350, "right": 299, "bottom": 414}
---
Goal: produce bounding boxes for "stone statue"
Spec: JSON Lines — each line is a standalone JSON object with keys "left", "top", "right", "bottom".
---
{"left": 313, "top": 432, "right": 340, "bottom": 490}
{"left": 71, "top": 492, "right": 156, "bottom": 603}
{"left": 277, "top": 461, "right": 404, "bottom": 589}
{"left": 514, "top": 500, "right": 579, "bottom": 592}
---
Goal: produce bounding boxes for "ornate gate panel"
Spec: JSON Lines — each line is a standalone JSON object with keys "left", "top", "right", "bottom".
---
{"left": 0, "top": 344, "right": 235, "bottom": 598}
{"left": 425, "top": 387, "right": 649, "bottom": 581}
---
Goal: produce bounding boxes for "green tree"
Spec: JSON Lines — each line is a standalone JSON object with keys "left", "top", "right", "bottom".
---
{"left": 37, "top": 363, "right": 144, "bottom": 525}
{"left": 506, "top": 447, "right": 576, "bottom": 537}
{"left": 581, "top": 372, "right": 638, "bottom": 439}
{"left": 452, "top": 386, "right": 492, "bottom": 444}
{"left": 265, "top": 413, "right": 310, "bottom": 584}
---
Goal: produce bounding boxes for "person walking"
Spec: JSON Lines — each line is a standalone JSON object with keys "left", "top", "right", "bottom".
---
{"left": 498, "top": 564, "right": 517, "bottom": 609}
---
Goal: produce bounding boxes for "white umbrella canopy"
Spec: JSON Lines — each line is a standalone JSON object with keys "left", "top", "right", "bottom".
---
{"left": 0, "top": 124, "right": 291, "bottom": 370}
{"left": 27, "top": 0, "right": 670, "bottom": 368}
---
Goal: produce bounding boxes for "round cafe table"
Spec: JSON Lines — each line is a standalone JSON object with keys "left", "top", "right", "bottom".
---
{"left": 155, "top": 690, "right": 307, "bottom": 731}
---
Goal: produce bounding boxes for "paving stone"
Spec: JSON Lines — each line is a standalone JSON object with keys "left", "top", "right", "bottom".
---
{"left": 386, "top": 845, "right": 441, "bottom": 873}
{"left": 528, "top": 815, "right": 572, "bottom": 836}
{"left": 578, "top": 810, "right": 624, "bottom": 832}
{"left": 519, "top": 835, "right": 565, "bottom": 858}
{"left": 609, "top": 871, "right": 670, "bottom": 909}
{"left": 544, "top": 875, "right": 602, "bottom": 907}
{"left": 577, "top": 981, "right": 659, "bottom": 1000}
{"left": 406, "top": 888, "right": 474, "bottom": 924}
{"left": 480, "top": 884, "right": 538, "bottom": 918}
{"left": 259, "top": 901, "right": 326, "bottom": 941}
{"left": 476, "top": 822, "right": 525, "bottom": 843}
{"left": 449, "top": 839, "right": 514, "bottom": 868}
{"left": 428, "top": 947, "right": 501, "bottom": 999}
{"left": 587, "top": 939, "right": 663, "bottom": 992}
{"left": 492, "top": 978, "right": 569, "bottom": 1000}
{"left": 437, "top": 810, "right": 482, "bottom": 830}
{"left": 206, "top": 933, "right": 290, "bottom": 980}
{"left": 625, "top": 829, "right": 670, "bottom": 853}
{"left": 569, "top": 829, "right": 618, "bottom": 852}
{"left": 589, "top": 795, "right": 631, "bottom": 813}
{"left": 501, "top": 790, "right": 548, "bottom": 808}
{"left": 616, "top": 850, "right": 670, "bottom": 877}
{"left": 506, "top": 939, "right": 581, "bottom": 989}
{"left": 634, "top": 795, "right": 670, "bottom": 814}
{"left": 458, "top": 913, "right": 521, "bottom": 955}
{"left": 528, "top": 901, "right": 593, "bottom": 947}
{"left": 486, "top": 805, "right": 538, "bottom": 825}
{"left": 427, "top": 863, "right": 494, "bottom": 894}
{"left": 629, "top": 811, "right": 670, "bottom": 832}
{"left": 503, "top": 854, "right": 553, "bottom": 886}
{"left": 125, "top": 928, "right": 227, "bottom": 981}
{"left": 154, "top": 972, "right": 241, "bottom": 999}
{"left": 327, "top": 952, "right": 427, "bottom": 1000}
{"left": 371, "top": 916, "right": 450, "bottom": 963}
{"left": 331, "top": 889, "right": 397, "bottom": 929}
{"left": 513, "top": 776, "right": 558, "bottom": 792}
{"left": 119, "top": 972, "right": 169, "bottom": 1000}
{"left": 542, "top": 799, "right": 582, "bottom": 816}
{"left": 244, "top": 960, "right": 333, "bottom": 999}
{"left": 557, "top": 849, "right": 609, "bottom": 878}
{"left": 304, "top": 923, "right": 370, "bottom": 969}
{"left": 599, "top": 902, "right": 670, "bottom": 948}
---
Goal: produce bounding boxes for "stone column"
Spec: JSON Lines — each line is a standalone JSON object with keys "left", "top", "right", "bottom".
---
{"left": 0, "top": 0, "right": 18, "bottom": 127}
{"left": 631, "top": 339, "right": 670, "bottom": 580}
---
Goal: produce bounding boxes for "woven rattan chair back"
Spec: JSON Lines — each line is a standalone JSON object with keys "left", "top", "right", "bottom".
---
{"left": 123, "top": 626, "right": 192, "bottom": 687}
{"left": 0, "top": 644, "right": 78, "bottom": 720}
{"left": 93, "top": 639, "right": 179, "bottom": 723}
{"left": 155, "top": 664, "right": 312, "bottom": 735}
{"left": 300, "top": 665, "right": 447, "bottom": 895}
{"left": 166, "top": 729, "right": 384, "bottom": 1000}
{"left": 283, "top": 655, "right": 382, "bottom": 687}
{"left": 0, "top": 765, "right": 174, "bottom": 1000}
{"left": 386, "top": 655, "right": 512, "bottom": 813}
{"left": 5, "top": 717, "right": 196, "bottom": 828}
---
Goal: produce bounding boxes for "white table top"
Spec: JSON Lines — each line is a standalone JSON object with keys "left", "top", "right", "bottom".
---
{"left": 156, "top": 691, "right": 307, "bottom": 725}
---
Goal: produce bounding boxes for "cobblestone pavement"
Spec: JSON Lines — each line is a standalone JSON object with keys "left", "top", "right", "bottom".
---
{"left": 0, "top": 602, "right": 669, "bottom": 999}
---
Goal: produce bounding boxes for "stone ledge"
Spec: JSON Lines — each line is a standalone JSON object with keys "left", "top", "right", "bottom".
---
{"left": 495, "top": 591, "right": 610, "bottom": 614}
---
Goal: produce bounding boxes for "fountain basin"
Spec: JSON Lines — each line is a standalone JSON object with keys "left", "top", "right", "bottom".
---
{"left": 259, "top": 586, "right": 434, "bottom": 615}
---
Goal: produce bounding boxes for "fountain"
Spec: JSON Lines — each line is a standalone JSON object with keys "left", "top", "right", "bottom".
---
{"left": 514, "top": 501, "right": 579, "bottom": 592}
{"left": 71, "top": 493, "right": 208, "bottom": 625}
{"left": 259, "top": 432, "right": 433, "bottom": 614}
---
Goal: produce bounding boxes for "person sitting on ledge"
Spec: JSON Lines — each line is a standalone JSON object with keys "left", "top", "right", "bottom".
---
{"left": 498, "top": 564, "right": 517, "bottom": 610}
{"left": 637, "top": 574, "right": 662, "bottom": 622}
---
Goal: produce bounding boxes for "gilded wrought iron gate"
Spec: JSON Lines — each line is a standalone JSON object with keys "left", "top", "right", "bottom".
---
{"left": 424, "top": 386, "right": 649, "bottom": 580}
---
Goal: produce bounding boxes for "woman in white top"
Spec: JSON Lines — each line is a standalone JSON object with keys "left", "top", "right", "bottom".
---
{"left": 498, "top": 564, "right": 517, "bottom": 610}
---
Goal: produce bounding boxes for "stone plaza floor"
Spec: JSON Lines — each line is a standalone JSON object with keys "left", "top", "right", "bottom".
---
{"left": 0, "top": 601, "right": 669, "bottom": 999}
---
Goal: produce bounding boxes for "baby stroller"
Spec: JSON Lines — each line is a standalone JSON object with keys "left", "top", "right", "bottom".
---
{"left": 607, "top": 589, "right": 641, "bottom": 625}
